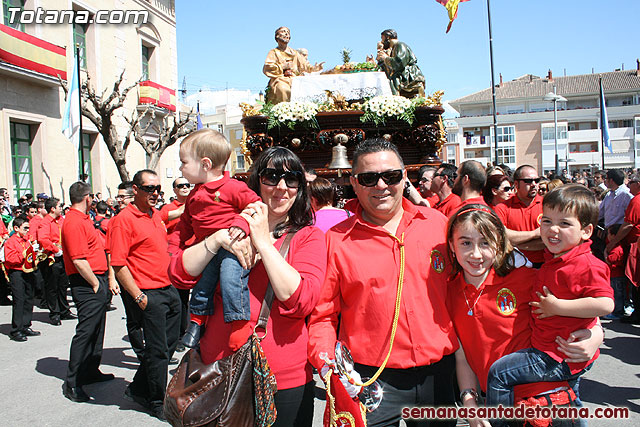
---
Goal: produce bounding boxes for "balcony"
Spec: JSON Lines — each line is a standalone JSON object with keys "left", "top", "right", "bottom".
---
{"left": 0, "top": 23, "right": 66, "bottom": 85}
{"left": 567, "top": 127, "right": 634, "bottom": 144}
{"left": 465, "top": 135, "right": 488, "bottom": 147}
{"left": 138, "top": 80, "right": 176, "bottom": 112}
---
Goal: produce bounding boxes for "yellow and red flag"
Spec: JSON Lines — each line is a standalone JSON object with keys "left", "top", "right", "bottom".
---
{"left": 436, "top": 0, "right": 469, "bottom": 33}
{"left": 0, "top": 23, "right": 66, "bottom": 79}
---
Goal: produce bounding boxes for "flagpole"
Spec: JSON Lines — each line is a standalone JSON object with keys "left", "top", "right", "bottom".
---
{"left": 76, "top": 44, "right": 85, "bottom": 182}
{"left": 599, "top": 77, "right": 606, "bottom": 170}
{"left": 487, "top": 0, "right": 498, "bottom": 166}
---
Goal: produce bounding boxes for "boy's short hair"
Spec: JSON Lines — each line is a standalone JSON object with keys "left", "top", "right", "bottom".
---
{"left": 13, "top": 215, "right": 28, "bottom": 229}
{"left": 181, "top": 128, "right": 231, "bottom": 170}
{"left": 543, "top": 184, "right": 598, "bottom": 229}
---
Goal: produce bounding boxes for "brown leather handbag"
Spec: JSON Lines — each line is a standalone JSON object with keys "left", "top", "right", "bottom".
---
{"left": 164, "top": 234, "right": 294, "bottom": 427}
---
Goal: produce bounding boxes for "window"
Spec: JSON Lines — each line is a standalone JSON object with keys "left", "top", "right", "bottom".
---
{"left": 446, "top": 145, "right": 456, "bottom": 165}
{"left": 446, "top": 132, "right": 457, "bottom": 144}
{"left": 497, "top": 147, "right": 516, "bottom": 165}
{"left": 79, "top": 133, "right": 92, "bottom": 187}
{"left": 3, "top": 0, "right": 24, "bottom": 31}
{"left": 635, "top": 117, "right": 640, "bottom": 137}
{"left": 235, "top": 148, "right": 245, "bottom": 172}
{"left": 73, "top": 22, "right": 88, "bottom": 69}
{"left": 141, "top": 45, "right": 150, "bottom": 81}
{"left": 10, "top": 122, "right": 33, "bottom": 199}
{"left": 496, "top": 126, "right": 515, "bottom": 144}
{"left": 542, "top": 124, "right": 567, "bottom": 142}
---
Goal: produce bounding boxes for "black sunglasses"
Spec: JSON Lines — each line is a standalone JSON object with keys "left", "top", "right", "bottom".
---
{"left": 517, "top": 178, "right": 541, "bottom": 184}
{"left": 355, "top": 169, "right": 403, "bottom": 187}
{"left": 500, "top": 186, "right": 514, "bottom": 192}
{"left": 174, "top": 183, "right": 192, "bottom": 189}
{"left": 138, "top": 185, "right": 162, "bottom": 194}
{"left": 259, "top": 168, "right": 302, "bottom": 189}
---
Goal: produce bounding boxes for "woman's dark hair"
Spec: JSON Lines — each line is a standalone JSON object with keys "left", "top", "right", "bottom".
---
{"left": 247, "top": 146, "right": 313, "bottom": 237}
{"left": 482, "top": 174, "right": 511, "bottom": 205}
{"left": 309, "top": 177, "right": 335, "bottom": 207}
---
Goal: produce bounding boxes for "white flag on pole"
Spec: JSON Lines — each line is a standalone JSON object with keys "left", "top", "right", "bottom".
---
{"left": 62, "top": 55, "right": 80, "bottom": 151}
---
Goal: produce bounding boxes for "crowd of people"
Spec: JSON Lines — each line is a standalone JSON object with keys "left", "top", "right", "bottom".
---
{"left": 0, "top": 131, "right": 637, "bottom": 426}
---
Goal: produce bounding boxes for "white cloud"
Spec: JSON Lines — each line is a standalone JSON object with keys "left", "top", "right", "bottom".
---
{"left": 184, "top": 89, "right": 260, "bottom": 115}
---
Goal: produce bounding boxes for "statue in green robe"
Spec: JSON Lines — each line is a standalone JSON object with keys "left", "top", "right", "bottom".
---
{"left": 377, "top": 29, "right": 426, "bottom": 98}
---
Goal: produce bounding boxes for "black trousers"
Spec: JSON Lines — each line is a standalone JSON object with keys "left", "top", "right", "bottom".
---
{"left": 273, "top": 381, "right": 315, "bottom": 427}
{"left": 65, "top": 273, "right": 109, "bottom": 388}
{"left": 40, "top": 257, "right": 70, "bottom": 320}
{"left": 128, "top": 285, "right": 181, "bottom": 407}
{"left": 356, "top": 353, "right": 457, "bottom": 427}
{"left": 120, "top": 288, "right": 145, "bottom": 361}
{"left": 176, "top": 287, "right": 190, "bottom": 337}
{"left": 8, "top": 270, "right": 36, "bottom": 334}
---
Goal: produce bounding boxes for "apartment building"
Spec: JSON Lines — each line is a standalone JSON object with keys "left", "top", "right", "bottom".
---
{"left": 0, "top": 0, "right": 180, "bottom": 202}
{"left": 446, "top": 66, "right": 640, "bottom": 174}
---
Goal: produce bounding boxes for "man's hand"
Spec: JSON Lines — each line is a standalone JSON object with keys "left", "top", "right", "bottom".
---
{"left": 137, "top": 294, "right": 148, "bottom": 310}
{"left": 109, "top": 277, "right": 120, "bottom": 295}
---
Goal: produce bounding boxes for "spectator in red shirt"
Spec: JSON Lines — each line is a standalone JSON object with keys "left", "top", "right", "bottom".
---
{"left": 308, "top": 139, "right": 457, "bottom": 426}
{"left": 5, "top": 216, "right": 40, "bottom": 342}
{"left": 431, "top": 162, "right": 462, "bottom": 217}
{"left": 453, "top": 160, "right": 488, "bottom": 208}
{"left": 483, "top": 174, "right": 514, "bottom": 208}
{"left": 604, "top": 224, "right": 628, "bottom": 319}
{"left": 107, "top": 169, "right": 181, "bottom": 420}
{"left": 417, "top": 165, "right": 439, "bottom": 206}
{"left": 61, "top": 182, "right": 114, "bottom": 403}
{"left": 37, "top": 197, "right": 74, "bottom": 325}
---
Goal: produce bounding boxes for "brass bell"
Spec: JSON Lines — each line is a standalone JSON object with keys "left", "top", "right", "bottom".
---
{"left": 328, "top": 134, "right": 351, "bottom": 169}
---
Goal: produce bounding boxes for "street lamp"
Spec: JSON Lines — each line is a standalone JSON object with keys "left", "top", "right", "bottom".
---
{"left": 543, "top": 88, "right": 567, "bottom": 176}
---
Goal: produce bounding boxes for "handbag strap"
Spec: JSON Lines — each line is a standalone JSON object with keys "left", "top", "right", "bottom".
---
{"left": 254, "top": 232, "right": 295, "bottom": 336}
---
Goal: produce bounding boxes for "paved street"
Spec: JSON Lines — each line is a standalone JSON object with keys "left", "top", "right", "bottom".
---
{"left": 0, "top": 295, "right": 638, "bottom": 426}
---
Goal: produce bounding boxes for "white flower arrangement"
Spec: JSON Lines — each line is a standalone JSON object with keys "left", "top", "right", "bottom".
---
{"left": 361, "top": 95, "right": 419, "bottom": 126}
{"left": 267, "top": 101, "right": 319, "bottom": 130}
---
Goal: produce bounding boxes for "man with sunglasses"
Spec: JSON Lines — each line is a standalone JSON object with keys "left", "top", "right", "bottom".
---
{"left": 309, "top": 138, "right": 457, "bottom": 427}
{"left": 431, "top": 163, "right": 462, "bottom": 217}
{"left": 115, "top": 181, "right": 134, "bottom": 214}
{"left": 107, "top": 169, "right": 181, "bottom": 420}
{"left": 495, "top": 165, "right": 546, "bottom": 267}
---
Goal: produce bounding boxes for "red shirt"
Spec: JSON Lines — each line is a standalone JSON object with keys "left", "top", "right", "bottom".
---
{"left": 168, "top": 173, "right": 261, "bottom": 251}
{"left": 458, "top": 195, "right": 489, "bottom": 210}
{"left": 308, "top": 199, "right": 458, "bottom": 369}
{"left": 425, "top": 193, "right": 440, "bottom": 207}
{"left": 447, "top": 267, "right": 567, "bottom": 397}
{"left": 27, "top": 216, "right": 41, "bottom": 241}
{"left": 533, "top": 242, "right": 613, "bottom": 373}
{"left": 37, "top": 214, "right": 63, "bottom": 254}
{"left": 606, "top": 244, "right": 626, "bottom": 278}
{"left": 495, "top": 194, "right": 544, "bottom": 263}
{"left": 3, "top": 233, "right": 33, "bottom": 271}
{"left": 623, "top": 193, "right": 640, "bottom": 244}
{"left": 107, "top": 204, "right": 170, "bottom": 290}
{"left": 433, "top": 193, "right": 462, "bottom": 217}
{"left": 61, "top": 208, "right": 108, "bottom": 276}
{"left": 0, "top": 220, "right": 7, "bottom": 238}
{"left": 168, "top": 226, "right": 327, "bottom": 390}
{"left": 160, "top": 200, "right": 184, "bottom": 236}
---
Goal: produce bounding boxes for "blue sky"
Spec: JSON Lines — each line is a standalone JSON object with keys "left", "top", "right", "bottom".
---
{"left": 176, "top": 0, "right": 640, "bottom": 110}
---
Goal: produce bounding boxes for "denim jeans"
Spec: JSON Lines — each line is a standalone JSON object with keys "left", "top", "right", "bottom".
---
{"left": 487, "top": 347, "right": 591, "bottom": 407}
{"left": 189, "top": 248, "right": 251, "bottom": 322}
{"left": 611, "top": 276, "right": 626, "bottom": 316}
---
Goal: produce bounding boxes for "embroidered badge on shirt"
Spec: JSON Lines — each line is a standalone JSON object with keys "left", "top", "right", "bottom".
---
{"left": 496, "top": 288, "right": 516, "bottom": 316}
{"left": 214, "top": 191, "right": 221, "bottom": 202}
{"left": 430, "top": 249, "right": 445, "bottom": 273}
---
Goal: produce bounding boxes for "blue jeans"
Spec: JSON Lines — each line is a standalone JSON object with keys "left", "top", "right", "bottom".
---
{"left": 611, "top": 276, "right": 626, "bottom": 316}
{"left": 189, "top": 248, "right": 251, "bottom": 322}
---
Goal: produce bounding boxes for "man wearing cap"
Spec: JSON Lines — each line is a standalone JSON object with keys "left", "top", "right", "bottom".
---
{"left": 107, "top": 169, "right": 180, "bottom": 420}
{"left": 61, "top": 181, "right": 114, "bottom": 402}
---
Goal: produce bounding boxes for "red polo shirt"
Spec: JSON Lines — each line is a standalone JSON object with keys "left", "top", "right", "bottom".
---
{"left": 495, "top": 194, "right": 544, "bottom": 263}
{"left": 458, "top": 195, "right": 489, "bottom": 211}
{"left": 308, "top": 198, "right": 458, "bottom": 369}
{"left": 61, "top": 208, "right": 108, "bottom": 276}
{"left": 425, "top": 193, "right": 439, "bottom": 207}
{"left": 107, "top": 203, "right": 170, "bottom": 290}
{"left": 159, "top": 199, "right": 184, "bottom": 236}
{"left": 533, "top": 242, "right": 613, "bottom": 373}
{"left": 28, "top": 215, "right": 42, "bottom": 241}
{"left": 0, "top": 219, "right": 7, "bottom": 238}
{"left": 447, "top": 267, "right": 567, "bottom": 397}
{"left": 433, "top": 193, "right": 462, "bottom": 218}
{"left": 607, "top": 245, "right": 626, "bottom": 278}
{"left": 37, "top": 214, "right": 63, "bottom": 255}
{"left": 3, "top": 233, "right": 32, "bottom": 271}
{"left": 623, "top": 193, "right": 640, "bottom": 244}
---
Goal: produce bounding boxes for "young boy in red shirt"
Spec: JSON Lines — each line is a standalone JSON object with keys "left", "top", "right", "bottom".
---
{"left": 487, "top": 184, "right": 614, "bottom": 410}
{"left": 4, "top": 216, "right": 41, "bottom": 342}
{"left": 170, "top": 128, "right": 261, "bottom": 349}
{"left": 605, "top": 224, "right": 628, "bottom": 319}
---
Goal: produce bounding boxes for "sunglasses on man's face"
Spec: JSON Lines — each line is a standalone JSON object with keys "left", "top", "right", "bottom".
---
{"left": 355, "top": 169, "right": 404, "bottom": 187}
{"left": 517, "top": 178, "right": 541, "bottom": 185}
{"left": 174, "top": 183, "right": 192, "bottom": 189}
{"left": 138, "top": 185, "right": 162, "bottom": 194}
{"left": 259, "top": 168, "right": 302, "bottom": 189}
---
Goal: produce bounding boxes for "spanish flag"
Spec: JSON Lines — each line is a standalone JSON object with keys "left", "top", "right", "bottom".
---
{"left": 436, "top": 0, "right": 469, "bottom": 33}
{"left": 0, "top": 23, "right": 66, "bottom": 79}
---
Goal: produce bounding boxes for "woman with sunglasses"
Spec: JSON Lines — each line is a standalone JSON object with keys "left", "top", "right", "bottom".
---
{"left": 168, "top": 146, "right": 327, "bottom": 426}
{"left": 482, "top": 174, "right": 514, "bottom": 207}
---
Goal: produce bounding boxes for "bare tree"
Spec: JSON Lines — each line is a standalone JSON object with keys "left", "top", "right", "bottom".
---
{"left": 59, "top": 71, "right": 193, "bottom": 181}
